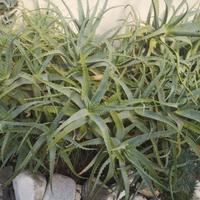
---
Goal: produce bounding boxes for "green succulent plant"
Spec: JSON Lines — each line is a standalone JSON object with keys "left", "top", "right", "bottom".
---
{"left": 0, "top": 0, "right": 200, "bottom": 200}
{"left": 0, "top": 0, "right": 18, "bottom": 24}
{"left": 0, "top": 0, "right": 17, "bottom": 13}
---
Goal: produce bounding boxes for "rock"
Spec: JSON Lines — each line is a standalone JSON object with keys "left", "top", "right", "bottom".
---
{"left": 193, "top": 181, "right": 200, "bottom": 200}
{"left": 134, "top": 196, "right": 147, "bottom": 200}
{"left": 13, "top": 171, "right": 46, "bottom": 200}
{"left": 43, "top": 174, "right": 76, "bottom": 200}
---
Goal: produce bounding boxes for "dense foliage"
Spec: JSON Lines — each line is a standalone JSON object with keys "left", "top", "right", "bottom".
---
{"left": 0, "top": 0, "right": 200, "bottom": 199}
{"left": 0, "top": 0, "right": 18, "bottom": 24}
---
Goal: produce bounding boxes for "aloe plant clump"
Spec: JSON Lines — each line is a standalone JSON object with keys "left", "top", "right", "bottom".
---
{"left": 0, "top": 0, "right": 200, "bottom": 199}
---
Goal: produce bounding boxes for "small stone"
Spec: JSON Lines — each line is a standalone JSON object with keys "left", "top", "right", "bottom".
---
{"left": 13, "top": 171, "right": 46, "bottom": 200}
{"left": 193, "top": 181, "right": 200, "bottom": 200}
{"left": 134, "top": 196, "right": 147, "bottom": 200}
{"left": 139, "top": 188, "right": 159, "bottom": 198}
{"left": 43, "top": 174, "right": 76, "bottom": 200}
{"left": 75, "top": 185, "right": 82, "bottom": 200}
{"left": 117, "top": 191, "right": 125, "bottom": 199}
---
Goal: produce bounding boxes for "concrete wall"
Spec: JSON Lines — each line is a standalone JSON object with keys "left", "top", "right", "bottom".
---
{"left": 18, "top": 0, "right": 199, "bottom": 32}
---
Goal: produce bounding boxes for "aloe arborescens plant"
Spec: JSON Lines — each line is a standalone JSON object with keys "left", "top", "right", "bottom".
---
{"left": 0, "top": 0, "right": 200, "bottom": 199}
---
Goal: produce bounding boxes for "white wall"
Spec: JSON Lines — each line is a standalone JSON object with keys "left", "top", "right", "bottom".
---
{"left": 18, "top": 0, "right": 199, "bottom": 32}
